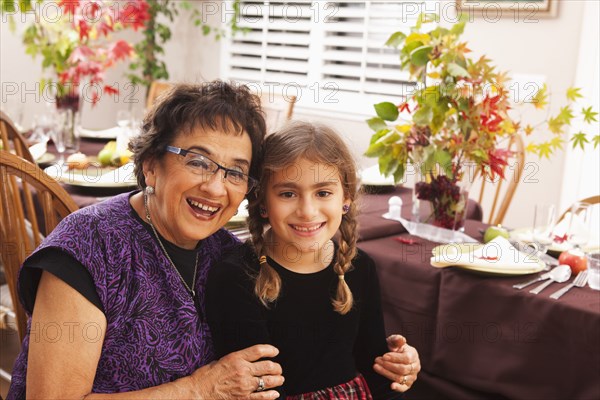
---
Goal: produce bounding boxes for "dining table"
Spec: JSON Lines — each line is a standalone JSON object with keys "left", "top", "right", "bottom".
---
{"left": 42, "top": 138, "right": 600, "bottom": 400}
{"left": 360, "top": 221, "right": 600, "bottom": 400}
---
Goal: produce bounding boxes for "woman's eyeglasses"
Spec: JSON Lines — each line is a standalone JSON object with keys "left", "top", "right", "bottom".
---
{"left": 166, "top": 146, "right": 257, "bottom": 194}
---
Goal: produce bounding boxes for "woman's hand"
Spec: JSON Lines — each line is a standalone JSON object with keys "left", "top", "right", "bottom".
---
{"left": 373, "top": 334, "right": 421, "bottom": 392}
{"left": 191, "top": 344, "right": 284, "bottom": 399}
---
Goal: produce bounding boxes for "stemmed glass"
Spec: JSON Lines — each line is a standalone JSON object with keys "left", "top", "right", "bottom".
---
{"left": 532, "top": 203, "right": 556, "bottom": 255}
{"left": 568, "top": 202, "right": 591, "bottom": 249}
{"left": 50, "top": 120, "right": 66, "bottom": 163}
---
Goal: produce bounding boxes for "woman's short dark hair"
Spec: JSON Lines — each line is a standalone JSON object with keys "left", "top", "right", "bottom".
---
{"left": 130, "top": 80, "right": 266, "bottom": 189}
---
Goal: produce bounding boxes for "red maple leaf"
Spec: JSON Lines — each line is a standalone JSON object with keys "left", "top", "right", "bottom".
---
{"left": 398, "top": 102, "right": 411, "bottom": 113}
{"left": 117, "top": 0, "right": 151, "bottom": 31}
{"left": 554, "top": 234, "right": 568, "bottom": 243}
{"left": 394, "top": 237, "right": 418, "bottom": 245}
{"left": 103, "top": 85, "right": 119, "bottom": 96}
{"left": 108, "top": 40, "right": 133, "bottom": 61}
{"left": 476, "top": 256, "right": 498, "bottom": 261}
{"left": 486, "top": 148, "right": 510, "bottom": 180}
{"left": 58, "top": 0, "right": 79, "bottom": 15}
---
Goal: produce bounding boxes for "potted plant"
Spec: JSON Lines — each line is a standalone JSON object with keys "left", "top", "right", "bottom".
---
{"left": 366, "top": 13, "right": 598, "bottom": 230}
{"left": 4, "top": 0, "right": 150, "bottom": 148}
{"left": 127, "top": 0, "right": 245, "bottom": 99}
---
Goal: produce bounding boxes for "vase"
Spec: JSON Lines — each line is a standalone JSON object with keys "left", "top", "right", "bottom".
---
{"left": 55, "top": 94, "right": 81, "bottom": 153}
{"left": 415, "top": 173, "right": 471, "bottom": 231}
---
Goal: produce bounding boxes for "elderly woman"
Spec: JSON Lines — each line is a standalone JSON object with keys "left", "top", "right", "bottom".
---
{"left": 8, "top": 81, "right": 419, "bottom": 399}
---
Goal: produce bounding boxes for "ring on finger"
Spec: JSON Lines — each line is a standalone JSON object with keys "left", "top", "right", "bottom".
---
{"left": 401, "top": 375, "right": 408, "bottom": 386}
{"left": 256, "top": 377, "right": 266, "bottom": 392}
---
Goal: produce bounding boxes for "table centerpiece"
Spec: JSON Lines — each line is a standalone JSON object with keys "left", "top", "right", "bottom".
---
{"left": 366, "top": 13, "right": 598, "bottom": 230}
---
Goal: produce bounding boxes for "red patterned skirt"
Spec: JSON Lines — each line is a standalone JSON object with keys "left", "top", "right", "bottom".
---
{"left": 286, "top": 374, "right": 373, "bottom": 400}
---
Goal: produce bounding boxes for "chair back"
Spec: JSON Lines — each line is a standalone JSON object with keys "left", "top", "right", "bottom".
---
{"left": 472, "top": 134, "right": 525, "bottom": 226}
{"left": 258, "top": 92, "right": 296, "bottom": 133}
{"left": 146, "top": 81, "right": 174, "bottom": 110}
{"left": 1, "top": 110, "right": 34, "bottom": 163}
{"left": 558, "top": 195, "right": 600, "bottom": 222}
{"left": 0, "top": 151, "right": 79, "bottom": 341}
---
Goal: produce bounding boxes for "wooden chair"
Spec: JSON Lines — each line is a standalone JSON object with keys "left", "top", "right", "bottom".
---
{"left": 0, "top": 151, "right": 79, "bottom": 342}
{"left": 1, "top": 110, "right": 34, "bottom": 163}
{"left": 259, "top": 92, "right": 296, "bottom": 133}
{"left": 473, "top": 133, "right": 525, "bottom": 226}
{"left": 146, "top": 81, "right": 174, "bottom": 110}
{"left": 558, "top": 195, "right": 600, "bottom": 222}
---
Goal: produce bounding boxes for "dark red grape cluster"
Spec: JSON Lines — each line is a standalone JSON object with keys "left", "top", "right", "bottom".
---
{"left": 415, "top": 175, "right": 465, "bottom": 230}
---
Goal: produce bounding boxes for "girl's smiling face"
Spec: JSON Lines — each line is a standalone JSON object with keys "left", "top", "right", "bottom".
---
{"left": 264, "top": 158, "right": 350, "bottom": 261}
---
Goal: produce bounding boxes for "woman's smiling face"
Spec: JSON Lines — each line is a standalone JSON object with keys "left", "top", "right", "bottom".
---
{"left": 143, "top": 126, "right": 252, "bottom": 249}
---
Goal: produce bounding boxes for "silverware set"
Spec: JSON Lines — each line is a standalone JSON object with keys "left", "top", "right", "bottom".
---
{"left": 513, "top": 267, "right": 589, "bottom": 299}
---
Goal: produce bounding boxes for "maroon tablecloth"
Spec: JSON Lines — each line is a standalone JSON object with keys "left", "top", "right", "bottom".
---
{"left": 359, "top": 220, "right": 600, "bottom": 400}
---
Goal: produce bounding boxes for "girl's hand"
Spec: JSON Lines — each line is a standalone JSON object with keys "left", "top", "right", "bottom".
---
{"left": 192, "top": 344, "right": 284, "bottom": 399}
{"left": 373, "top": 334, "right": 421, "bottom": 392}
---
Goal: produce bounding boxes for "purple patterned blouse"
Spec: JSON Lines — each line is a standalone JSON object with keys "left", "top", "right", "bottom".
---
{"left": 7, "top": 192, "right": 240, "bottom": 397}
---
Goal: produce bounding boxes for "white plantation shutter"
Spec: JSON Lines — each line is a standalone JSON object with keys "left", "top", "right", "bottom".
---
{"left": 223, "top": 1, "right": 428, "bottom": 115}
{"left": 227, "top": 1, "right": 313, "bottom": 86}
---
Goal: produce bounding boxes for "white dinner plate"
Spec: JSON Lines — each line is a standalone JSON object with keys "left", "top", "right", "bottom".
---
{"left": 44, "top": 163, "right": 137, "bottom": 188}
{"left": 78, "top": 126, "right": 121, "bottom": 140}
{"left": 431, "top": 242, "right": 546, "bottom": 276}
{"left": 510, "top": 227, "right": 600, "bottom": 254}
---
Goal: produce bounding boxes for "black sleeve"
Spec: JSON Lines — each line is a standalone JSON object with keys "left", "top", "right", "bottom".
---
{"left": 205, "top": 257, "right": 272, "bottom": 358}
{"left": 353, "top": 254, "right": 403, "bottom": 400}
{"left": 20, "top": 248, "right": 104, "bottom": 314}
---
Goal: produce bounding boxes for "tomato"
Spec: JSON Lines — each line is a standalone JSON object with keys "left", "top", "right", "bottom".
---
{"left": 558, "top": 249, "right": 588, "bottom": 274}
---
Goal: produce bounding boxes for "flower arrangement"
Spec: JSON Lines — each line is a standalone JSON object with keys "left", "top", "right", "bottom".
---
{"left": 10, "top": 0, "right": 150, "bottom": 103}
{"left": 365, "top": 13, "right": 598, "bottom": 229}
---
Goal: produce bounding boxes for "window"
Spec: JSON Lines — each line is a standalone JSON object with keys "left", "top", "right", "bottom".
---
{"left": 222, "top": 1, "right": 427, "bottom": 116}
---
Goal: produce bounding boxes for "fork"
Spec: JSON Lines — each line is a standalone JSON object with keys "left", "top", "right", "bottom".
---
{"left": 549, "top": 270, "right": 588, "bottom": 300}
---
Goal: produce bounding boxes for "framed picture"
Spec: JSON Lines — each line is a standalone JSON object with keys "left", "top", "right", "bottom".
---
{"left": 456, "top": 0, "right": 558, "bottom": 18}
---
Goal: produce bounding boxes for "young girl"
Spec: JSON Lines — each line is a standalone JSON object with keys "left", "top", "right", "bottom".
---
{"left": 206, "top": 121, "right": 402, "bottom": 399}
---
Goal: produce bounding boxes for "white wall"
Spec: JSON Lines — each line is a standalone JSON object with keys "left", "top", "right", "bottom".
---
{"left": 2, "top": 1, "right": 597, "bottom": 229}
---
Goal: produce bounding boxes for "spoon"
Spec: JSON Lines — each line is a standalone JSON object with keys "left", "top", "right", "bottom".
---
{"left": 529, "top": 265, "right": 572, "bottom": 294}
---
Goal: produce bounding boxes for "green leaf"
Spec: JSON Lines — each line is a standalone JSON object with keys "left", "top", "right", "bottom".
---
{"left": 447, "top": 62, "right": 470, "bottom": 78}
{"left": 566, "top": 87, "right": 583, "bottom": 102}
{"left": 537, "top": 143, "right": 552, "bottom": 159}
{"left": 571, "top": 132, "right": 589, "bottom": 150}
{"left": 450, "top": 20, "right": 466, "bottom": 36}
{"left": 582, "top": 106, "right": 599, "bottom": 123}
{"left": 557, "top": 106, "right": 575, "bottom": 125}
{"left": 392, "top": 162, "right": 406, "bottom": 184}
{"left": 1, "top": 0, "right": 16, "bottom": 12}
{"left": 531, "top": 84, "right": 548, "bottom": 109}
{"left": 413, "top": 105, "right": 433, "bottom": 125}
{"left": 374, "top": 102, "right": 399, "bottom": 121}
{"left": 593, "top": 135, "right": 600, "bottom": 148}
{"left": 434, "top": 149, "right": 453, "bottom": 177}
{"left": 366, "top": 117, "right": 388, "bottom": 132}
{"left": 547, "top": 116, "right": 564, "bottom": 134}
{"left": 410, "top": 45, "right": 432, "bottom": 67}
{"left": 385, "top": 31, "right": 406, "bottom": 48}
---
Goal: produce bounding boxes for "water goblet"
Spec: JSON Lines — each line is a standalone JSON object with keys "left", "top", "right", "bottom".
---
{"left": 532, "top": 203, "right": 556, "bottom": 255}
{"left": 567, "top": 202, "right": 591, "bottom": 249}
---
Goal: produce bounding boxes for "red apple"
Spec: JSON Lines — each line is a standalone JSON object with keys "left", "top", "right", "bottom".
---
{"left": 558, "top": 249, "right": 588, "bottom": 274}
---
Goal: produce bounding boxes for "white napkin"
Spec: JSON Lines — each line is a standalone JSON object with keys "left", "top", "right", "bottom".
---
{"left": 431, "top": 237, "right": 540, "bottom": 271}
{"left": 78, "top": 126, "right": 121, "bottom": 139}
{"left": 96, "top": 163, "right": 137, "bottom": 185}
{"left": 28, "top": 141, "right": 47, "bottom": 161}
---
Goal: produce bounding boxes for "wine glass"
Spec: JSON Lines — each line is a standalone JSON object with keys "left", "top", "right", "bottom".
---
{"left": 50, "top": 121, "right": 66, "bottom": 163}
{"left": 532, "top": 204, "right": 556, "bottom": 255}
{"left": 116, "top": 109, "right": 132, "bottom": 129}
{"left": 568, "top": 202, "right": 591, "bottom": 249}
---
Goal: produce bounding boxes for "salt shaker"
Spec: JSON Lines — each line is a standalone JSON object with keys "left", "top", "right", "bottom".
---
{"left": 388, "top": 196, "right": 402, "bottom": 219}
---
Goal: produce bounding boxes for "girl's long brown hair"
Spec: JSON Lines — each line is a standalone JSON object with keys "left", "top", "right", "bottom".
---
{"left": 247, "top": 121, "right": 360, "bottom": 314}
